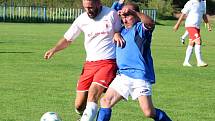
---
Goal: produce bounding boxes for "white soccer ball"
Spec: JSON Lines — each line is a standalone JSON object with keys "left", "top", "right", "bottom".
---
{"left": 40, "top": 112, "right": 61, "bottom": 121}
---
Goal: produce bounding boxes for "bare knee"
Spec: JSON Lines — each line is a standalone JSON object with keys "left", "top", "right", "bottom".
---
{"left": 100, "top": 97, "right": 112, "bottom": 108}
{"left": 87, "top": 84, "right": 105, "bottom": 102}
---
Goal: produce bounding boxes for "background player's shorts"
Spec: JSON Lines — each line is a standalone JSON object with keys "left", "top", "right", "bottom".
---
{"left": 109, "top": 74, "right": 152, "bottom": 100}
{"left": 77, "top": 59, "right": 117, "bottom": 92}
{"left": 186, "top": 27, "right": 201, "bottom": 45}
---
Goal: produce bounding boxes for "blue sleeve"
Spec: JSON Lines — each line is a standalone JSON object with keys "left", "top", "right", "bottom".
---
{"left": 136, "top": 23, "right": 153, "bottom": 42}
{"left": 111, "top": 1, "right": 124, "bottom": 11}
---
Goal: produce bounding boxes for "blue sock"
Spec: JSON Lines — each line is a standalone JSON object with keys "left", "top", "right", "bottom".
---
{"left": 154, "top": 108, "right": 172, "bottom": 121}
{"left": 96, "top": 108, "right": 112, "bottom": 121}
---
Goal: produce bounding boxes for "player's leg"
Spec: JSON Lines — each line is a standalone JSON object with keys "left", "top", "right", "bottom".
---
{"left": 180, "top": 30, "right": 189, "bottom": 44}
{"left": 75, "top": 91, "right": 88, "bottom": 115}
{"left": 183, "top": 44, "right": 193, "bottom": 67}
{"left": 80, "top": 60, "right": 117, "bottom": 121}
{"left": 138, "top": 96, "right": 171, "bottom": 121}
{"left": 183, "top": 28, "right": 195, "bottom": 67}
{"left": 75, "top": 61, "right": 97, "bottom": 120}
{"left": 131, "top": 79, "right": 155, "bottom": 118}
{"left": 80, "top": 84, "right": 106, "bottom": 121}
{"left": 130, "top": 78, "right": 171, "bottom": 121}
{"left": 96, "top": 87, "right": 123, "bottom": 121}
{"left": 97, "top": 74, "right": 128, "bottom": 121}
{"left": 192, "top": 29, "right": 208, "bottom": 67}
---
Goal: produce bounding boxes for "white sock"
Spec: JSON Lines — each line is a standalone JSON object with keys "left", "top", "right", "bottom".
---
{"left": 195, "top": 44, "right": 203, "bottom": 63}
{"left": 80, "top": 102, "right": 98, "bottom": 121}
{"left": 181, "top": 31, "right": 189, "bottom": 40}
{"left": 184, "top": 45, "right": 193, "bottom": 63}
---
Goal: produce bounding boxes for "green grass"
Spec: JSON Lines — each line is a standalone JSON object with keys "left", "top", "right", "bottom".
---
{"left": 0, "top": 22, "right": 215, "bottom": 121}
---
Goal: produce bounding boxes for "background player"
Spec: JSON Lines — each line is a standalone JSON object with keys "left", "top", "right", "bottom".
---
{"left": 173, "top": 0, "right": 212, "bottom": 67}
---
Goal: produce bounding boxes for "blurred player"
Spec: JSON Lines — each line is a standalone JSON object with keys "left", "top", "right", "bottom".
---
{"left": 111, "top": 0, "right": 125, "bottom": 11}
{"left": 173, "top": 0, "right": 212, "bottom": 67}
{"left": 96, "top": 2, "right": 172, "bottom": 121}
{"left": 179, "top": 0, "right": 207, "bottom": 45}
{"left": 44, "top": 0, "right": 124, "bottom": 121}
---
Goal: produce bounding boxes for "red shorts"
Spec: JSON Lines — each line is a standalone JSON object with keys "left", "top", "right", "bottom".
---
{"left": 186, "top": 27, "right": 201, "bottom": 45}
{"left": 77, "top": 59, "right": 117, "bottom": 91}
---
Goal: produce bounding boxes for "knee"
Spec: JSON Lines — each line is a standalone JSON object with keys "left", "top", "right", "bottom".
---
{"left": 100, "top": 97, "right": 112, "bottom": 108}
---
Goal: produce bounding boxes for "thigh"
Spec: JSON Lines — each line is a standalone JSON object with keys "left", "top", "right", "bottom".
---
{"left": 109, "top": 74, "right": 130, "bottom": 100}
{"left": 130, "top": 79, "right": 152, "bottom": 100}
{"left": 93, "top": 62, "right": 117, "bottom": 88}
{"left": 100, "top": 87, "right": 124, "bottom": 108}
{"left": 87, "top": 83, "right": 106, "bottom": 103}
{"left": 77, "top": 63, "right": 96, "bottom": 91}
{"left": 186, "top": 27, "right": 201, "bottom": 45}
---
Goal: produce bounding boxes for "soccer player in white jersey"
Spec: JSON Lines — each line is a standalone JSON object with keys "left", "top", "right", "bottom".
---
{"left": 173, "top": 0, "right": 212, "bottom": 67}
{"left": 44, "top": 0, "right": 124, "bottom": 121}
{"left": 96, "top": 2, "right": 172, "bottom": 121}
{"left": 179, "top": 0, "right": 207, "bottom": 45}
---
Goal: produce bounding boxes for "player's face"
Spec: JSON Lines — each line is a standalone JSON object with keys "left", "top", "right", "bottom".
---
{"left": 121, "top": 14, "right": 136, "bottom": 28}
{"left": 83, "top": 0, "right": 101, "bottom": 19}
{"left": 120, "top": 5, "right": 137, "bottom": 28}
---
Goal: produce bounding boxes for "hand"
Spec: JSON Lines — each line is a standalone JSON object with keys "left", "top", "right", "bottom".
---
{"left": 173, "top": 24, "right": 179, "bottom": 32}
{"left": 113, "top": 33, "right": 125, "bottom": 48}
{"left": 44, "top": 48, "right": 55, "bottom": 60}
{"left": 207, "top": 23, "right": 212, "bottom": 31}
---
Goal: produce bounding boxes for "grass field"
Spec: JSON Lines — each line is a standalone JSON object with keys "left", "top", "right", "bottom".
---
{"left": 0, "top": 22, "right": 215, "bottom": 121}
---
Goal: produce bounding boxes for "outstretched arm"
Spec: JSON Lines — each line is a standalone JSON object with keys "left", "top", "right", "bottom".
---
{"left": 173, "top": 13, "right": 186, "bottom": 32}
{"left": 44, "top": 38, "right": 72, "bottom": 59}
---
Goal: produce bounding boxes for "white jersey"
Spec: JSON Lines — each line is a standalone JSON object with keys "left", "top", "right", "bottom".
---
{"left": 64, "top": 6, "right": 121, "bottom": 61}
{"left": 181, "top": 0, "right": 206, "bottom": 29}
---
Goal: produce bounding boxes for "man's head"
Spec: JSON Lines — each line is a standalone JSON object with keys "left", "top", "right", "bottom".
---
{"left": 82, "top": 0, "right": 102, "bottom": 19}
{"left": 119, "top": 2, "right": 140, "bottom": 28}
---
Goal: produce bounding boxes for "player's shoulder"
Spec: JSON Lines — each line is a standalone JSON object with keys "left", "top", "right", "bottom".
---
{"left": 100, "top": 6, "right": 119, "bottom": 21}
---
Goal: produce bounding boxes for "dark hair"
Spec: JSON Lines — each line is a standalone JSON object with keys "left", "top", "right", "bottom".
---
{"left": 125, "top": 2, "right": 140, "bottom": 12}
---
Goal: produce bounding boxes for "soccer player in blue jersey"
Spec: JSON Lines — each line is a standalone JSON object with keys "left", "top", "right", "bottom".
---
{"left": 96, "top": 2, "right": 172, "bottom": 121}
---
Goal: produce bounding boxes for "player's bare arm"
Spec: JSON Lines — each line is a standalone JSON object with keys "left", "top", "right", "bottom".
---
{"left": 44, "top": 38, "right": 72, "bottom": 59}
{"left": 173, "top": 13, "right": 186, "bottom": 32}
{"left": 113, "top": 32, "right": 125, "bottom": 48}
{"left": 135, "top": 12, "right": 155, "bottom": 30}
{"left": 203, "top": 14, "right": 212, "bottom": 31}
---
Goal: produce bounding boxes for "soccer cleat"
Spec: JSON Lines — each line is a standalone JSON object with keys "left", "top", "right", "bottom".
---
{"left": 197, "top": 62, "right": 208, "bottom": 67}
{"left": 183, "top": 62, "right": 192, "bottom": 67}
{"left": 180, "top": 37, "right": 185, "bottom": 45}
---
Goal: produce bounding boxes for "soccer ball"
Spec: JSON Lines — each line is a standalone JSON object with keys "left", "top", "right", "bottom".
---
{"left": 40, "top": 112, "right": 61, "bottom": 121}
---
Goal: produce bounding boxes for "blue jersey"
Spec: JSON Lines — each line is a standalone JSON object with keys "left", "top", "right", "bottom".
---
{"left": 116, "top": 22, "right": 155, "bottom": 83}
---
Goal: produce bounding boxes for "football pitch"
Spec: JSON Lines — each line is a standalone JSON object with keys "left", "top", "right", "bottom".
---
{"left": 0, "top": 22, "right": 215, "bottom": 121}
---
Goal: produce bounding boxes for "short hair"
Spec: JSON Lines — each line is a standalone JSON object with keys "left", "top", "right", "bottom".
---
{"left": 125, "top": 2, "right": 140, "bottom": 12}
